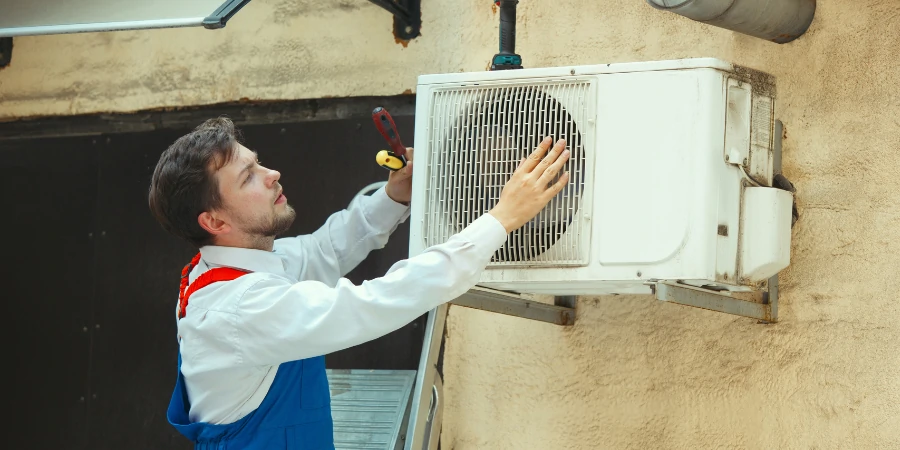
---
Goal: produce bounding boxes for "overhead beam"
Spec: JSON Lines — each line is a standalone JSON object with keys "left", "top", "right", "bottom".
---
{"left": 0, "top": 95, "right": 417, "bottom": 141}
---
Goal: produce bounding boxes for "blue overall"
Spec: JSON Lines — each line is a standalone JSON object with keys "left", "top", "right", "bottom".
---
{"left": 166, "top": 355, "right": 334, "bottom": 449}
{"left": 166, "top": 254, "right": 335, "bottom": 449}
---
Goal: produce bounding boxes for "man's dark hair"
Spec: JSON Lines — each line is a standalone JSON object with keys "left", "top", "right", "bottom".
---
{"left": 148, "top": 117, "right": 242, "bottom": 248}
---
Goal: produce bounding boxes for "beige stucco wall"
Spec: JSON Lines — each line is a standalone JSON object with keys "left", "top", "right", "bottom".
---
{"left": 2, "top": 0, "right": 899, "bottom": 448}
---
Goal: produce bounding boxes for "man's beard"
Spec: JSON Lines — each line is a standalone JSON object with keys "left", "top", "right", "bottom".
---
{"left": 244, "top": 204, "right": 297, "bottom": 238}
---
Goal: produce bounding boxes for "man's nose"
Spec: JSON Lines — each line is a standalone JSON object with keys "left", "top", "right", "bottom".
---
{"left": 266, "top": 169, "right": 281, "bottom": 186}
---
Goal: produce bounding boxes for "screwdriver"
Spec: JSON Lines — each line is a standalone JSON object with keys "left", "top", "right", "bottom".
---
{"left": 372, "top": 106, "right": 408, "bottom": 171}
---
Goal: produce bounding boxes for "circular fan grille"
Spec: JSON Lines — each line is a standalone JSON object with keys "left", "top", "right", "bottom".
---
{"left": 427, "top": 84, "right": 588, "bottom": 264}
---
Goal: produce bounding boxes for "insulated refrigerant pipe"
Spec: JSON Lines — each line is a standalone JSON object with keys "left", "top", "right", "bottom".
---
{"left": 490, "top": 0, "right": 523, "bottom": 70}
{"left": 645, "top": 0, "right": 816, "bottom": 44}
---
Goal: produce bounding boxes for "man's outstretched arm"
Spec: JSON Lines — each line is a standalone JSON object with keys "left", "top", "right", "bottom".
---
{"left": 235, "top": 212, "right": 507, "bottom": 367}
{"left": 278, "top": 150, "right": 414, "bottom": 285}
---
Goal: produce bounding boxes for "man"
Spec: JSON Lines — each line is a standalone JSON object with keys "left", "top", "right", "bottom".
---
{"left": 148, "top": 117, "right": 570, "bottom": 449}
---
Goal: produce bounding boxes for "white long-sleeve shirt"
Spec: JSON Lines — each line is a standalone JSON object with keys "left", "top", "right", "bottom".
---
{"left": 176, "top": 186, "right": 508, "bottom": 424}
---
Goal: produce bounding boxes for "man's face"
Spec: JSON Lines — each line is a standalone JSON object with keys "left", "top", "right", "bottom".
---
{"left": 214, "top": 143, "right": 296, "bottom": 240}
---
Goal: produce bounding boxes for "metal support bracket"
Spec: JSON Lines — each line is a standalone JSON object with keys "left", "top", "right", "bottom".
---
{"left": 202, "top": 0, "right": 253, "bottom": 29}
{"left": 0, "top": 37, "right": 11, "bottom": 68}
{"left": 368, "top": 0, "right": 421, "bottom": 40}
{"left": 652, "top": 278, "right": 778, "bottom": 322}
{"left": 651, "top": 118, "right": 790, "bottom": 323}
{"left": 450, "top": 286, "right": 576, "bottom": 326}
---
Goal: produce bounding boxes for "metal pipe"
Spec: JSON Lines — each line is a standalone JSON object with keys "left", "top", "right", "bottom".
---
{"left": 490, "top": 0, "right": 523, "bottom": 70}
{"left": 645, "top": 0, "right": 816, "bottom": 44}
{"left": 498, "top": 0, "right": 517, "bottom": 57}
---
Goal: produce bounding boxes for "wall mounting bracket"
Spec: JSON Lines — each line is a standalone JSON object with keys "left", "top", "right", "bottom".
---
{"left": 650, "top": 118, "right": 792, "bottom": 323}
{"left": 651, "top": 278, "right": 778, "bottom": 323}
{"left": 202, "top": 0, "right": 252, "bottom": 29}
{"left": 368, "top": 0, "right": 421, "bottom": 40}
{"left": 450, "top": 286, "right": 576, "bottom": 326}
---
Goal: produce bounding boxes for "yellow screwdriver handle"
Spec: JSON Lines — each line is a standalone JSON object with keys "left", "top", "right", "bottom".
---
{"left": 376, "top": 149, "right": 407, "bottom": 171}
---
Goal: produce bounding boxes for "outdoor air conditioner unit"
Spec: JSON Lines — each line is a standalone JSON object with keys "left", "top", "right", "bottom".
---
{"left": 408, "top": 57, "right": 793, "bottom": 296}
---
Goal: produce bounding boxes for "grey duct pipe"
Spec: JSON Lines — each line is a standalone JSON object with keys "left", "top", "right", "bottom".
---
{"left": 645, "top": 0, "right": 816, "bottom": 44}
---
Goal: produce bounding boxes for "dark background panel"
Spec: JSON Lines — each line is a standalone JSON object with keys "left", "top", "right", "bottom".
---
{"left": 0, "top": 136, "right": 99, "bottom": 450}
{"left": 86, "top": 131, "right": 199, "bottom": 449}
{"left": 0, "top": 97, "right": 422, "bottom": 450}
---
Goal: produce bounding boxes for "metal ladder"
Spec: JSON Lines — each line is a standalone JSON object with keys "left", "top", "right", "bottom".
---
{"left": 328, "top": 369, "right": 417, "bottom": 450}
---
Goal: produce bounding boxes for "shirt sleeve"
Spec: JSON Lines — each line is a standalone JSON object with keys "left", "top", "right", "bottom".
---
{"left": 233, "top": 213, "right": 508, "bottom": 368}
{"left": 276, "top": 186, "right": 410, "bottom": 286}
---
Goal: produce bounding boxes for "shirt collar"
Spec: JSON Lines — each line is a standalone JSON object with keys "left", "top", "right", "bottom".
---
{"left": 199, "top": 245, "right": 287, "bottom": 276}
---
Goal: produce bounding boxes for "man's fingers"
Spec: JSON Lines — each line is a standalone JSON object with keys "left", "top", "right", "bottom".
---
{"left": 539, "top": 148, "right": 570, "bottom": 184}
{"left": 388, "top": 159, "right": 413, "bottom": 181}
{"left": 545, "top": 171, "right": 570, "bottom": 199}
{"left": 397, "top": 160, "right": 413, "bottom": 179}
{"left": 532, "top": 138, "right": 566, "bottom": 176}
{"left": 402, "top": 160, "right": 413, "bottom": 178}
{"left": 395, "top": 148, "right": 413, "bottom": 178}
{"left": 536, "top": 139, "right": 566, "bottom": 170}
{"left": 519, "top": 137, "right": 553, "bottom": 173}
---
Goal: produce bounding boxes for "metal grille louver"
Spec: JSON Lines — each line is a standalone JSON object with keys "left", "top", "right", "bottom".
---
{"left": 423, "top": 81, "right": 592, "bottom": 266}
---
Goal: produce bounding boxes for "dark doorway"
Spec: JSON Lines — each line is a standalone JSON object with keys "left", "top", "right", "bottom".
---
{"left": 0, "top": 95, "right": 424, "bottom": 449}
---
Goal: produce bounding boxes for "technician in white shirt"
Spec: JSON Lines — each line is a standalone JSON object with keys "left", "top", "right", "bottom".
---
{"left": 148, "top": 117, "right": 570, "bottom": 449}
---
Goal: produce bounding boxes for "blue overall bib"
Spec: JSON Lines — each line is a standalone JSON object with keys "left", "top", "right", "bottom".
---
{"left": 166, "top": 254, "right": 335, "bottom": 449}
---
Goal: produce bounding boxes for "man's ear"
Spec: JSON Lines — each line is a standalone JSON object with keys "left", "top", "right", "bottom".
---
{"left": 198, "top": 211, "right": 230, "bottom": 237}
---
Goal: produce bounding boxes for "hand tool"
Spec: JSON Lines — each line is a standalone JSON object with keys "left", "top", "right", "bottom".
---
{"left": 372, "top": 106, "right": 408, "bottom": 171}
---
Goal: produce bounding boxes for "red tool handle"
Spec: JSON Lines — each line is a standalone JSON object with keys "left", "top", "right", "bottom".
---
{"left": 372, "top": 107, "right": 407, "bottom": 158}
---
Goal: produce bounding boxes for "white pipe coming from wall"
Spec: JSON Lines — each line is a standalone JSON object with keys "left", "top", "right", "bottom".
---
{"left": 645, "top": 0, "right": 816, "bottom": 44}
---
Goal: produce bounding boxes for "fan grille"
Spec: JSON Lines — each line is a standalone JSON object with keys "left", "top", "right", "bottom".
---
{"left": 422, "top": 81, "right": 592, "bottom": 266}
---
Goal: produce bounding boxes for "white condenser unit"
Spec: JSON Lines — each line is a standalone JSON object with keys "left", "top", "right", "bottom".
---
{"left": 408, "top": 58, "right": 793, "bottom": 296}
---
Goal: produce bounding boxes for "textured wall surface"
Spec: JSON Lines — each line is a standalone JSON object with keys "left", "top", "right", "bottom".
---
{"left": 2, "top": 0, "right": 899, "bottom": 448}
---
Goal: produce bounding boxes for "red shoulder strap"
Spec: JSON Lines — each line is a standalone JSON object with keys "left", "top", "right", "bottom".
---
{"left": 178, "top": 253, "right": 248, "bottom": 319}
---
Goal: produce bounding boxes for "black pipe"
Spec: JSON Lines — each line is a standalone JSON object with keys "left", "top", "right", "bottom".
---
{"left": 0, "top": 38, "right": 11, "bottom": 68}
{"left": 490, "top": 0, "right": 522, "bottom": 70}
{"left": 498, "top": 0, "right": 516, "bottom": 56}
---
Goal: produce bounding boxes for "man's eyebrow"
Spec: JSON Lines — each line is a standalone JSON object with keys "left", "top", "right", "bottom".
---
{"left": 238, "top": 151, "right": 259, "bottom": 182}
